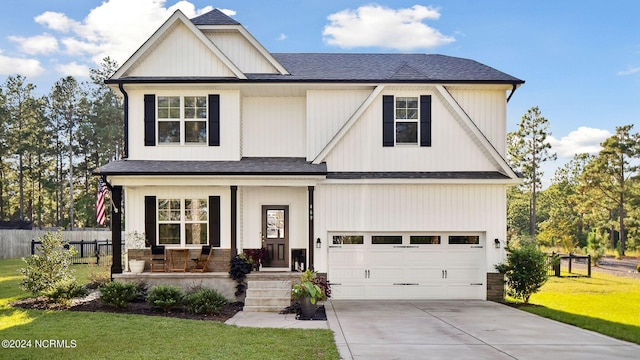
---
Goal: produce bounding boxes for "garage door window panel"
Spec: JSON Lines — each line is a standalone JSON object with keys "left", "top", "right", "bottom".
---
{"left": 332, "top": 235, "right": 364, "bottom": 245}
{"left": 372, "top": 236, "right": 402, "bottom": 245}
{"left": 410, "top": 235, "right": 441, "bottom": 244}
{"left": 448, "top": 235, "right": 480, "bottom": 245}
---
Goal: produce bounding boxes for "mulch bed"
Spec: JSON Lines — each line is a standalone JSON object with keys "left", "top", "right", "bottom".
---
{"left": 10, "top": 291, "right": 244, "bottom": 322}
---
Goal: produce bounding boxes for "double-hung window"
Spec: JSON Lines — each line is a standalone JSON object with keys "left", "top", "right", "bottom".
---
{"left": 157, "top": 96, "right": 208, "bottom": 144}
{"left": 395, "top": 97, "right": 419, "bottom": 144}
{"left": 158, "top": 198, "right": 208, "bottom": 246}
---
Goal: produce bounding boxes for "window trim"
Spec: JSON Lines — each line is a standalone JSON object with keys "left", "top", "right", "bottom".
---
{"left": 157, "top": 198, "right": 209, "bottom": 247}
{"left": 156, "top": 95, "right": 208, "bottom": 146}
{"left": 394, "top": 96, "right": 419, "bottom": 145}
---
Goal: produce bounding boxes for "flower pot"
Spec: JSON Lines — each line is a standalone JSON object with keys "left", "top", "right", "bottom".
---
{"left": 299, "top": 297, "right": 317, "bottom": 318}
{"left": 129, "top": 259, "right": 145, "bottom": 274}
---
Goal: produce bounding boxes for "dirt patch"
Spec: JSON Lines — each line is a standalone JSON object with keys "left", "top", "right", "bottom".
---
{"left": 10, "top": 291, "right": 244, "bottom": 322}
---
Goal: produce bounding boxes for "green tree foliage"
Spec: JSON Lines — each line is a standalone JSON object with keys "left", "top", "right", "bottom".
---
{"left": 586, "top": 229, "right": 607, "bottom": 265}
{"left": 495, "top": 243, "right": 549, "bottom": 304}
{"left": 580, "top": 125, "right": 640, "bottom": 255}
{"left": 0, "top": 60, "right": 122, "bottom": 228}
{"left": 507, "top": 106, "right": 557, "bottom": 239}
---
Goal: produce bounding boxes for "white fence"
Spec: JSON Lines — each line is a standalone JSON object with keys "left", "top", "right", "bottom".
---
{"left": 0, "top": 230, "right": 112, "bottom": 259}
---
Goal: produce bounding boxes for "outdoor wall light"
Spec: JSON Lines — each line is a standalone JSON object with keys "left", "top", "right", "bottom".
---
{"left": 316, "top": 238, "right": 322, "bottom": 248}
{"left": 494, "top": 238, "right": 501, "bottom": 248}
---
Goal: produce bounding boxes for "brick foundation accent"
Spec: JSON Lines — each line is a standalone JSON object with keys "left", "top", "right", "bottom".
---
{"left": 486, "top": 272, "right": 505, "bottom": 302}
{"left": 126, "top": 248, "right": 231, "bottom": 272}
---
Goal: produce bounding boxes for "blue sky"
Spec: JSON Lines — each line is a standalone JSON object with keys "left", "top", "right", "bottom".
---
{"left": 1, "top": 0, "right": 639, "bottom": 184}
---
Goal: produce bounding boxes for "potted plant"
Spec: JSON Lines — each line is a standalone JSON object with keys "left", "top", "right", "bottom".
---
{"left": 126, "top": 231, "right": 146, "bottom": 274}
{"left": 291, "top": 269, "right": 329, "bottom": 318}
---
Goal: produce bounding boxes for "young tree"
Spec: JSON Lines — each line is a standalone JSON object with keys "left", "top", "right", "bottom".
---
{"left": 582, "top": 125, "right": 640, "bottom": 255}
{"left": 507, "top": 106, "right": 557, "bottom": 240}
{"left": 495, "top": 243, "right": 549, "bottom": 304}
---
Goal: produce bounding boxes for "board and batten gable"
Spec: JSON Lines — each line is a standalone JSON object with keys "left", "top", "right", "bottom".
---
{"left": 126, "top": 88, "right": 241, "bottom": 161}
{"left": 203, "top": 30, "right": 281, "bottom": 74}
{"left": 241, "top": 97, "right": 306, "bottom": 157}
{"left": 306, "top": 89, "right": 372, "bottom": 160}
{"left": 124, "top": 21, "right": 236, "bottom": 78}
{"left": 322, "top": 87, "right": 501, "bottom": 172}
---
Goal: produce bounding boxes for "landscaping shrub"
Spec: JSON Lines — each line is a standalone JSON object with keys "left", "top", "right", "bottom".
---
{"left": 46, "top": 280, "right": 89, "bottom": 305}
{"left": 99, "top": 281, "right": 139, "bottom": 309}
{"left": 184, "top": 288, "right": 229, "bottom": 315}
{"left": 87, "top": 264, "right": 111, "bottom": 289}
{"left": 147, "top": 285, "right": 184, "bottom": 313}
{"left": 495, "top": 243, "right": 548, "bottom": 304}
{"left": 18, "top": 231, "right": 80, "bottom": 303}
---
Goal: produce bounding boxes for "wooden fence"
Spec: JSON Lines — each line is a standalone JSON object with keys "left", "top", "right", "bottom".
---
{"left": 0, "top": 230, "right": 112, "bottom": 259}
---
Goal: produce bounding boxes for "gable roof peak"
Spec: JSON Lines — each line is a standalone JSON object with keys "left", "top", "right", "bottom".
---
{"left": 191, "top": 8, "right": 240, "bottom": 25}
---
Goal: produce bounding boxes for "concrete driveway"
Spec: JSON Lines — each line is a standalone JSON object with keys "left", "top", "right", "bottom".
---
{"left": 327, "top": 300, "right": 640, "bottom": 360}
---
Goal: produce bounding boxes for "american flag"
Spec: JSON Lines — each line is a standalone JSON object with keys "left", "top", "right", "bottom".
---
{"left": 96, "top": 178, "right": 109, "bottom": 226}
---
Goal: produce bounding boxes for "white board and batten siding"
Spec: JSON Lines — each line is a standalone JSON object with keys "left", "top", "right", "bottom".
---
{"left": 126, "top": 89, "right": 241, "bottom": 161}
{"left": 306, "top": 89, "right": 372, "bottom": 160}
{"left": 204, "top": 31, "right": 279, "bottom": 74}
{"left": 323, "top": 89, "right": 498, "bottom": 172}
{"left": 242, "top": 97, "right": 306, "bottom": 157}
{"left": 127, "top": 22, "right": 235, "bottom": 78}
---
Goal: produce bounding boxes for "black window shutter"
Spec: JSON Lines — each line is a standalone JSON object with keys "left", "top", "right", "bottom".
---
{"left": 209, "top": 196, "right": 221, "bottom": 247}
{"left": 382, "top": 95, "right": 394, "bottom": 147}
{"left": 144, "top": 94, "right": 156, "bottom": 146}
{"left": 208, "top": 94, "right": 220, "bottom": 146}
{"left": 420, "top": 95, "right": 432, "bottom": 147}
{"left": 144, "top": 196, "right": 156, "bottom": 246}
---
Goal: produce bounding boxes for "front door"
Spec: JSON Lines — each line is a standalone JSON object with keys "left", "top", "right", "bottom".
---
{"left": 262, "top": 205, "right": 289, "bottom": 268}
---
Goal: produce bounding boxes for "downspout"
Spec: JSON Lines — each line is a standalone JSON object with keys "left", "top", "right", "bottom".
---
{"left": 506, "top": 83, "right": 517, "bottom": 103}
{"left": 117, "top": 82, "right": 129, "bottom": 159}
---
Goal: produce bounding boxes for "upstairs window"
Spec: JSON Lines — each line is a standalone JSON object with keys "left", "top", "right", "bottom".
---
{"left": 157, "top": 96, "right": 208, "bottom": 144}
{"left": 395, "top": 97, "right": 419, "bottom": 144}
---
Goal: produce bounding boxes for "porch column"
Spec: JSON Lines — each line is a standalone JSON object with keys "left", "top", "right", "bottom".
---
{"left": 308, "top": 186, "right": 314, "bottom": 270}
{"left": 230, "top": 186, "right": 237, "bottom": 258}
{"left": 111, "top": 186, "right": 123, "bottom": 275}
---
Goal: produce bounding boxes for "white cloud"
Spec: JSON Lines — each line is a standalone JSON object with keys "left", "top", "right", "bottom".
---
{"left": 323, "top": 5, "right": 455, "bottom": 50}
{"left": 35, "top": 11, "right": 79, "bottom": 32}
{"left": 617, "top": 66, "right": 640, "bottom": 76}
{"left": 548, "top": 126, "right": 612, "bottom": 158}
{"left": 8, "top": 33, "right": 59, "bottom": 55}
{"left": 277, "top": 33, "right": 287, "bottom": 41}
{"left": 0, "top": 51, "right": 45, "bottom": 77}
{"left": 218, "top": 8, "right": 236, "bottom": 16}
{"left": 55, "top": 61, "right": 90, "bottom": 78}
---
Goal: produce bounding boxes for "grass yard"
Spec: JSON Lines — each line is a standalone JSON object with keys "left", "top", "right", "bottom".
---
{"left": 0, "top": 259, "right": 339, "bottom": 360}
{"left": 519, "top": 272, "right": 640, "bottom": 344}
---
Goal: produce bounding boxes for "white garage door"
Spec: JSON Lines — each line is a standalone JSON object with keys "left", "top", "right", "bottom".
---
{"left": 328, "top": 233, "right": 485, "bottom": 300}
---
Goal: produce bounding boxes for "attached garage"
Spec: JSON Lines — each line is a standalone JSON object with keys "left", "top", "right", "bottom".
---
{"left": 328, "top": 233, "right": 486, "bottom": 300}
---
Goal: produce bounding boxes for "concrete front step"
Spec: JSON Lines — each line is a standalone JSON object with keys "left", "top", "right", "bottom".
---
{"left": 243, "top": 280, "right": 293, "bottom": 312}
{"left": 247, "top": 280, "right": 292, "bottom": 290}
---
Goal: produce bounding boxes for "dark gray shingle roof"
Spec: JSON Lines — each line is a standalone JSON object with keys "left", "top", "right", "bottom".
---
{"left": 191, "top": 9, "right": 240, "bottom": 25}
{"left": 95, "top": 158, "right": 327, "bottom": 176}
{"left": 248, "top": 53, "right": 523, "bottom": 83}
{"left": 327, "top": 172, "right": 510, "bottom": 180}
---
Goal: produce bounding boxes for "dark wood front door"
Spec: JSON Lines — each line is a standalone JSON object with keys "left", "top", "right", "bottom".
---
{"left": 262, "top": 205, "right": 289, "bottom": 268}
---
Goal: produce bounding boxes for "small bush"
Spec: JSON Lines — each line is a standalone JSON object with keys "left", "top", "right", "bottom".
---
{"left": 19, "top": 231, "right": 77, "bottom": 296}
{"left": 99, "top": 281, "right": 139, "bottom": 309}
{"left": 147, "top": 285, "right": 184, "bottom": 313}
{"left": 229, "top": 254, "right": 253, "bottom": 296}
{"left": 87, "top": 265, "right": 111, "bottom": 289}
{"left": 495, "top": 243, "right": 548, "bottom": 304}
{"left": 636, "top": 262, "right": 640, "bottom": 273}
{"left": 46, "top": 280, "right": 89, "bottom": 305}
{"left": 185, "top": 288, "right": 229, "bottom": 315}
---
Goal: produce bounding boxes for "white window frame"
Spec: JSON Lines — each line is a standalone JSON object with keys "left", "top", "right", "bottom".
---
{"left": 394, "top": 96, "right": 419, "bottom": 145}
{"left": 157, "top": 96, "right": 208, "bottom": 145}
{"left": 157, "top": 198, "right": 209, "bottom": 247}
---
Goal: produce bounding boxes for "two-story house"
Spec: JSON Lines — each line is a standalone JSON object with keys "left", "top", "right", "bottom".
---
{"left": 97, "top": 8, "right": 523, "bottom": 301}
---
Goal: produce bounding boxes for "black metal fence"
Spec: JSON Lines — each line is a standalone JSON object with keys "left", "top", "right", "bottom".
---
{"left": 547, "top": 252, "right": 591, "bottom": 278}
{"left": 31, "top": 239, "right": 120, "bottom": 266}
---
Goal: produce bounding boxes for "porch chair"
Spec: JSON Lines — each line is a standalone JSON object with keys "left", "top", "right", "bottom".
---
{"left": 150, "top": 245, "right": 166, "bottom": 272}
{"left": 191, "top": 245, "right": 213, "bottom": 272}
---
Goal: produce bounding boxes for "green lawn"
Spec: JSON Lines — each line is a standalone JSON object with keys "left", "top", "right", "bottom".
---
{"left": 519, "top": 272, "right": 640, "bottom": 344}
{"left": 0, "top": 259, "right": 339, "bottom": 360}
